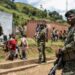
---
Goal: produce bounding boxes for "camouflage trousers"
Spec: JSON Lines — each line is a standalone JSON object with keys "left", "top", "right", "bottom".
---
{"left": 62, "top": 60, "right": 75, "bottom": 75}
{"left": 37, "top": 41, "right": 46, "bottom": 62}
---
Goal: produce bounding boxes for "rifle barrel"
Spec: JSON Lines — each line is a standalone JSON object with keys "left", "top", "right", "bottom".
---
{"left": 48, "top": 57, "right": 62, "bottom": 75}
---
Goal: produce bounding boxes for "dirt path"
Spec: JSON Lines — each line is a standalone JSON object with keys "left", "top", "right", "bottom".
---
{"left": 6, "top": 63, "right": 62, "bottom": 75}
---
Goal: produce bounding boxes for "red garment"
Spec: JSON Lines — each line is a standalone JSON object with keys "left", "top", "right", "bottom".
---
{"left": 9, "top": 39, "right": 17, "bottom": 51}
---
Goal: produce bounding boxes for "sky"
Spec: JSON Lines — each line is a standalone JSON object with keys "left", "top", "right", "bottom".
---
{"left": 15, "top": 0, "right": 75, "bottom": 17}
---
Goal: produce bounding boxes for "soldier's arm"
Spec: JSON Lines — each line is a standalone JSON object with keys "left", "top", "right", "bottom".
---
{"left": 62, "top": 31, "right": 75, "bottom": 51}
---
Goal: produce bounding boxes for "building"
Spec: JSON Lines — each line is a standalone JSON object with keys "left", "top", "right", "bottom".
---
{"left": 0, "top": 11, "right": 13, "bottom": 38}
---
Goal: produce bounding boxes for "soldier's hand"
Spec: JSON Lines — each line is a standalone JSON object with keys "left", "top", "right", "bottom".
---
{"left": 56, "top": 48, "right": 63, "bottom": 58}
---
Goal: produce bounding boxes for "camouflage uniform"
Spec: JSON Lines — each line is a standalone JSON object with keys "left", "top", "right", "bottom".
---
{"left": 36, "top": 24, "right": 47, "bottom": 63}
{"left": 62, "top": 9, "right": 75, "bottom": 75}
{"left": 62, "top": 25, "right": 75, "bottom": 75}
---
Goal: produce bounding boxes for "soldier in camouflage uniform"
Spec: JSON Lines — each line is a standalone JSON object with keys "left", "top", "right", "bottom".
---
{"left": 36, "top": 23, "right": 48, "bottom": 63}
{"left": 57, "top": 9, "right": 75, "bottom": 75}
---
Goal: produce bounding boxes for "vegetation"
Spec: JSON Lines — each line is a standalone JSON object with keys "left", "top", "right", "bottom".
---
{"left": 0, "top": 38, "right": 64, "bottom": 60}
{"left": 0, "top": 0, "right": 65, "bottom": 26}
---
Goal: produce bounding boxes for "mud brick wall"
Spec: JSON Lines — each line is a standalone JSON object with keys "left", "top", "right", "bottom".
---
{"left": 27, "top": 20, "right": 68, "bottom": 39}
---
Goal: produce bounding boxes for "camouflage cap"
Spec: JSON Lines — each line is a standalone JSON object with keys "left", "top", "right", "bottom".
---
{"left": 65, "top": 9, "right": 75, "bottom": 17}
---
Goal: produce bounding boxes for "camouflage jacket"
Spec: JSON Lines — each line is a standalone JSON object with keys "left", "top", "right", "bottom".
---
{"left": 36, "top": 28, "right": 48, "bottom": 42}
{"left": 63, "top": 25, "right": 75, "bottom": 50}
{"left": 61, "top": 25, "right": 75, "bottom": 61}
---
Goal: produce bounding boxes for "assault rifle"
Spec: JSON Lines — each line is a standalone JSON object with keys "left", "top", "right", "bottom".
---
{"left": 48, "top": 49, "right": 64, "bottom": 75}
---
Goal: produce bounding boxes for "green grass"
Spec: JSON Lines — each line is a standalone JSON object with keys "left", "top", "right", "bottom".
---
{"left": 26, "top": 38, "right": 64, "bottom": 57}
{"left": 27, "top": 38, "right": 37, "bottom": 46}
{"left": 0, "top": 38, "right": 64, "bottom": 60}
{"left": 0, "top": 55, "right": 4, "bottom": 59}
{"left": 27, "top": 38, "right": 64, "bottom": 47}
{"left": 52, "top": 40, "right": 64, "bottom": 45}
{"left": 46, "top": 40, "right": 64, "bottom": 47}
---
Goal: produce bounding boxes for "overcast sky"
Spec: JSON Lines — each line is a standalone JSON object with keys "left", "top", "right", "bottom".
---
{"left": 15, "top": 0, "right": 75, "bottom": 17}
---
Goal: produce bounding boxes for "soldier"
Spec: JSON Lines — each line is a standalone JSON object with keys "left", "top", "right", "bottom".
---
{"left": 51, "top": 27, "right": 56, "bottom": 41}
{"left": 57, "top": 9, "right": 75, "bottom": 75}
{"left": 36, "top": 23, "right": 48, "bottom": 63}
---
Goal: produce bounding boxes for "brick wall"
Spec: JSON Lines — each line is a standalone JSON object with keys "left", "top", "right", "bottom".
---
{"left": 27, "top": 20, "right": 68, "bottom": 39}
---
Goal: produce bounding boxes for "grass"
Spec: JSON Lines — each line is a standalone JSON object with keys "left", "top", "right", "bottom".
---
{"left": 26, "top": 38, "right": 64, "bottom": 59}
{"left": 0, "top": 55, "right": 4, "bottom": 60}
{"left": 27, "top": 38, "right": 64, "bottom": 47}
{"left": 0, "top": 48, "right": 6, "bottom": 61}
{"left": 0, "top": 38, "right": 64, "bottom": 60}
{"left": 46, "top": 40, "right": 64, "bottom": 47}
{"left": 27, "top": 38, "right": 37, "bottom": 46}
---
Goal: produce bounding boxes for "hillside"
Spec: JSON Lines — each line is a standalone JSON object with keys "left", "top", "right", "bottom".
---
{"left": 0, "top": 0, "right": 65, "bottom": 26}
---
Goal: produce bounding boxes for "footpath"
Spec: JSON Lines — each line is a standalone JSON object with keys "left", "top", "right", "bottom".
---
{"left": 0, "top": 57, "right": 55, "bottom": 75}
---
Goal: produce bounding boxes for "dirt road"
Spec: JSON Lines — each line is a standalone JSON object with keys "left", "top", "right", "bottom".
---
{"left": 6, "top": 63, "right": 62, "bottom": 75}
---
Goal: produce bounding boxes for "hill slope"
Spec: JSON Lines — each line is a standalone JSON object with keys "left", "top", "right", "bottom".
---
{"left": 0, "top": 0, "right": 64, "bottom": 26}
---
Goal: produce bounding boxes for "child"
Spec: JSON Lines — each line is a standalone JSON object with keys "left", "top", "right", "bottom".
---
{"left": 20, "top": 35, "right": 28, "bottom": 59}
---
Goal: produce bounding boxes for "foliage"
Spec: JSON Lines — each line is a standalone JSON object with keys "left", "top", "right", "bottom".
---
{"left": 49, "top": 11, "right": 63, "bottom": 22}
{"left": 0, "top": 1, "right": 65, "bottom": 26}
{"left": 0, "top": 0, "right": 16, "bottom": 9}
{"left": 27, "top": 38, "right": 36, "bottom": 46}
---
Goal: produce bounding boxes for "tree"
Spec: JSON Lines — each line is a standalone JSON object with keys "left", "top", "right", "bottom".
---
{"left": 42, "top": 9, "right": 47, "bottom": 18}
{"left": 0, "top": 0, "right": 16, "bottom": 9}
{"left": 31, "top": 10, "right": 37, "bottom": 16}
{"left": 12, "top": 0, "right": 15, "bottom": 2}
{"left": 49, "top": 11, "right": 63, "bottom": 21}
{"left": 22, "top": 6, "right": 29, "bottom": 14}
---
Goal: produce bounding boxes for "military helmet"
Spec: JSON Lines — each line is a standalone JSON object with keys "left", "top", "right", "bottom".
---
{"left": 65, "top": 9, "right": 75, "bottom": 17}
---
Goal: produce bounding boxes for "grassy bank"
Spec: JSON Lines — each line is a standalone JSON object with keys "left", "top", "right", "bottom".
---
{"left": 0, "top": 38, "right": 64, "bottom": 61}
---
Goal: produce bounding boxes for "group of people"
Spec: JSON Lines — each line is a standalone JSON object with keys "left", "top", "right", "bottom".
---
{"left": 51, "top": 27, "right": 67, "bottom": 41}
{"left": 36, "top": 9, "right": 75, "bottom": 75}
{"left": 1, "top": 9, "right": 75, "bottom": 75}
{"left": 4, "top": 34, "right": 28, "bottom": 60}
